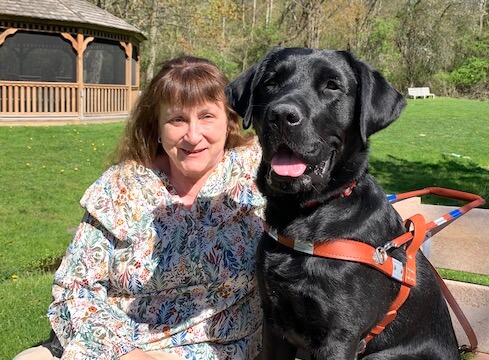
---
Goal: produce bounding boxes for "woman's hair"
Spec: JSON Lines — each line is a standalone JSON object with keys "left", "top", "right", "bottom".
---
{"left": 113, "top": 55, "right": 252, "bottom": 167}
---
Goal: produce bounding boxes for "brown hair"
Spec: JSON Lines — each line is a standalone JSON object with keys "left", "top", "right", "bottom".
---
{"left": 113, "top": 55, "right": 253, "bottom": 167}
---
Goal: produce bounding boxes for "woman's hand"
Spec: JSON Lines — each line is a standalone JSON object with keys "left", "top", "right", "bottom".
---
{"left": 121, "top": 349, "right": 157, "bottom": 360}
{"left": 120, "top": 348, "right": 183, "bottom": 360}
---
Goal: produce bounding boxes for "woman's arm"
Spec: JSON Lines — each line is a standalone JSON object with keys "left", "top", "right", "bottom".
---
{"left": 47, "top": 212, "right": 137, "bottom": 359}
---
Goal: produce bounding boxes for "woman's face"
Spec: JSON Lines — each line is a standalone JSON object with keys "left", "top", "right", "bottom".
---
{"left": 158, "top": 100, "right": 228, "bottom": 182}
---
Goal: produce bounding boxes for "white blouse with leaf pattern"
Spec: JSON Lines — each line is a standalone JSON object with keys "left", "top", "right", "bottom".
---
{"left": 47, "top": 141, "right": 265, "bottom": 360}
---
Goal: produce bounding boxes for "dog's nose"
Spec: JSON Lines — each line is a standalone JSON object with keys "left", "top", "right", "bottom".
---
{"left": 269, "top": 104, "right": 302, "bottom": 127}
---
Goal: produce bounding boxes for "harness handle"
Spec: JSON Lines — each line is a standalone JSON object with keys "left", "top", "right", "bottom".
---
{"left": 388, "top": 187, "right": 484, "bottom": 353}
{"left": 388, "top": 187, "right": 485, "bottom": 238}
{"left": 388, "top": 187, "right": 484, "bottom": 204}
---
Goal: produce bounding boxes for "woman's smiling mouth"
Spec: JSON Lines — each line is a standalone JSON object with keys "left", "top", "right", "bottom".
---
{"left": 182, "top": 148, "right": 206, "bottom": 156}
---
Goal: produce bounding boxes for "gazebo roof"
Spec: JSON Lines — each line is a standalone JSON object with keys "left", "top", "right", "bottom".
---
{"left": 0, "top": 0, "right": 145, "bottom": 41}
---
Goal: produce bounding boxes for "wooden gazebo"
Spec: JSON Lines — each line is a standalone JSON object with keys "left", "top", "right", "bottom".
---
{"left": 0, "top": 0, "right": 145, "bottom": 123}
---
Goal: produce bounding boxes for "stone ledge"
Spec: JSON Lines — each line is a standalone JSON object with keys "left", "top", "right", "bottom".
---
{"left": 475, "top": 352, "right": 489, "bottom": 359}
{"left": 445, "top": 280, "right": 489, "bottom": 354}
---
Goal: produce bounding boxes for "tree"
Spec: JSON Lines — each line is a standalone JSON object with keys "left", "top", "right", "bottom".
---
{"left": 392, "top": 0, "right": 464, "bottom": 90}
{"left": 145, "top": 0, "right": 159, "bottom": 81}
{"left": 85, "top": 0, "right": 489, "bottom": 99}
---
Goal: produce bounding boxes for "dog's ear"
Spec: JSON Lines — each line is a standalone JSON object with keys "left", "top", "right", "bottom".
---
{"left": 226, "top": 46, "right": 282, "bottom": 129}
{"left": 226, "top": 63, "right": 259, "bottom": 129}
{"left": 349, "top": 54, "right": 407, "bottom": 145}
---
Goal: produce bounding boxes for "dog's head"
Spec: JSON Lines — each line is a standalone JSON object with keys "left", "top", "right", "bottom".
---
{"left": 226, "top": 47, "right": 406, "bottom": 196}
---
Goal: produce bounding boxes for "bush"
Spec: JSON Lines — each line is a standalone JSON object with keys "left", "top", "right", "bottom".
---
{"left": 432, "top": 71, "right": 457, "bottom": 98}
{"left": 449, "top": 57, "right": 489, "bottom": 87}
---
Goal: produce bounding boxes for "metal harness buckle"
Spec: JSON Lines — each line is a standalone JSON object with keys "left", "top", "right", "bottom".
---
{"left": 373, "top": 241, "right": 397, "bottom": 264}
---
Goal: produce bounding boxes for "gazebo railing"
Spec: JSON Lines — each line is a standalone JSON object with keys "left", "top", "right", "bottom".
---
{"left": 0, "top": 81, "right": 130, "bottom": 117}
{"left": 84, "top": 84, "right": 128, "bottom": 115}
{"left": 0, "top": 81, "right": 79, "bottom": 115}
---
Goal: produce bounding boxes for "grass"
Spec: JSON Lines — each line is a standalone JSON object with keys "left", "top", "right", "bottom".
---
{"left": 0, "top": 123, "right": 125, "bottom": 281}
{"left": 1, "top": 97, "right": 488, "bottom": 359}
{"left": 0, "top": 123, "right": 125, "bottom": 359}
{"left": 369, "top": 97, "right": 489, "bottom": 208}
{"left": 0, "top": 273, "right": 54, "bottom": 358}
{"left": 438, "top": 268, "right": 489, "bottom": 286}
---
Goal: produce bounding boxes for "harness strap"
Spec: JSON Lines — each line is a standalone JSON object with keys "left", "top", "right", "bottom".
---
{"left": 429, "top": 262, "right": 478, "bottom": 352}
{"left": 285, "top": 236, "right": 407, "bottom": 283}
{"left": 263, "top": 213, "right": 425, "bottom": 286}
{"left": 363, "top": 214, "right": 426, "bottom": 346}
{"left": 388, "top": 186, "right": 483, "bottom": 353}
{"left": 263, "top": 213, "right": 427, "bottom": 351}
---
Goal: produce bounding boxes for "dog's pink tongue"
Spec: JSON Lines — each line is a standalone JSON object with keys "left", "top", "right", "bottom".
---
{"left": 271, "top": 152, "right": 308, "bottom": 177}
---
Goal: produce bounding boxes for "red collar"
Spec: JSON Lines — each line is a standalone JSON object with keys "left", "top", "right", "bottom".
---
{"left": 263, "top": 213, "right": 426, "bottom": 353}
{"left": 302, "top": 181, "right": 357, "bottom": 208}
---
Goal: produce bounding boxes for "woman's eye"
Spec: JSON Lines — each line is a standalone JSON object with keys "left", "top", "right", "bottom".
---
{"left": 201, "top": 113, "right": 215, "bottom": 121}
{"left": 170, "top": 117, "right": 185, "bottom": 124}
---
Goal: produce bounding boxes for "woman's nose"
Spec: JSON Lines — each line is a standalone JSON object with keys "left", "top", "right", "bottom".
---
{"left": 184, "top": 120, "right": 202, "bottom": 144}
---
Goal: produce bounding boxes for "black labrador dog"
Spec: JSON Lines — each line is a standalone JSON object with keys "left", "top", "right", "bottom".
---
{"left": 226, "top": 47, "right": 459, "bottom": 360}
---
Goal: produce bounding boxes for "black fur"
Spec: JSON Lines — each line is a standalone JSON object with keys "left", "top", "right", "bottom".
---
{"left": 226, "top": 47, "right": 459, "bottom": 360}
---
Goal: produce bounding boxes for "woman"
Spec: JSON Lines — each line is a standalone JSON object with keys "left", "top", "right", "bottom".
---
{"left": 15, "top": 56, "right": 265, "bottom": 360}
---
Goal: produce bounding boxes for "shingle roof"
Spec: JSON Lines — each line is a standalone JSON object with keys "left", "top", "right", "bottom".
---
{"left": 0, "top": 0, "right": 145, "bottom": 40}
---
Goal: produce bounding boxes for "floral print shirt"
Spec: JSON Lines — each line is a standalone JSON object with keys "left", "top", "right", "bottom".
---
{"left": 47, "top": 141, "right": 265, "bottom": 360}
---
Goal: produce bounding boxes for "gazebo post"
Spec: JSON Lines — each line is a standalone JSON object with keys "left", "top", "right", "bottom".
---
{"left": 136, "top": 54, "right": 141, "bottom": 89}
{"left": 79, "top": 33, "right": 94, "bottom": 119}
{"left": 119, "top": 41, "right": 133, "bottom": 114}
{"left": 61, "top": 31, "right": 94, "bottom": 119}
{"left": 76, "top": 33, "right": 84, "bottom": 118}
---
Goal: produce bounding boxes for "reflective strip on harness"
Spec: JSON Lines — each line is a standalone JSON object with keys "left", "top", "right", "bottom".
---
{"left": 392, "top": 258, "right": 403, "bottom": 282}
{"left": 295, "top": 239, "right": 314, "bottom": 255}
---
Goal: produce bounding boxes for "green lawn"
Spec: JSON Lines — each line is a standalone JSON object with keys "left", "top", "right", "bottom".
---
{"left": 1, "top": 97, "right": 488, "bottom": 359}
{"left": 0, "top": 123, "right": 125, "bottom": 359}
{"left": 369, "top": 97, "right": 489, "bottom": 208}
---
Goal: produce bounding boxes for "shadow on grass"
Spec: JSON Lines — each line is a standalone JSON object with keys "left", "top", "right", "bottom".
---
{"left": 369, "top": 156, "right": 489, "bottom": 209}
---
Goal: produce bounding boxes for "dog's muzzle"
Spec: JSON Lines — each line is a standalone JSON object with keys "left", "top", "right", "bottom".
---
{"left": 306, "top": 160, "right": 330, "bottom": 183}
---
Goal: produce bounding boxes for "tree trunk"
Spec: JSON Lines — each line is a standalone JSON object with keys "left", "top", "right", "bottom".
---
{"left": 145, "top": 0, "right": 158, "bottom": 83}
{"left": 266, "top": 0, "right": 273, "bottom": 27}
{"left": 479, "top": 0, "right": 487, "bottom": 34}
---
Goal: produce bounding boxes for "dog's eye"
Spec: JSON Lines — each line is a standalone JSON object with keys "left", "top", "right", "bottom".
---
{"left": 263, "top": 76, "right": 278, "bottom": 88}
{"left": 323, "top": 80, "right": 340, "bottom": 91}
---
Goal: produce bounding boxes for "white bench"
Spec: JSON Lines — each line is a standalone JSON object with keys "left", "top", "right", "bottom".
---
{"left": 408, "top": 87, "right": 435, "bottom": 99}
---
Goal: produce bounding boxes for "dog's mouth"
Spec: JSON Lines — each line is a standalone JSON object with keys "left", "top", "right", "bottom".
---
{"left": 270, "top": 145, "right": 308, "bottom": 177}
{"left": 269, "top": 144, "right": 335, "bottom": 181}
{"left": 264, "top": 144, "right": 337, "bottom": 194}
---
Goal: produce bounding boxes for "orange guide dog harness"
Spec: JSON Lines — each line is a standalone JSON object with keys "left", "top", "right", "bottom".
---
{"left": 263, "top": 186, "right": 484, "bottom": 354}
